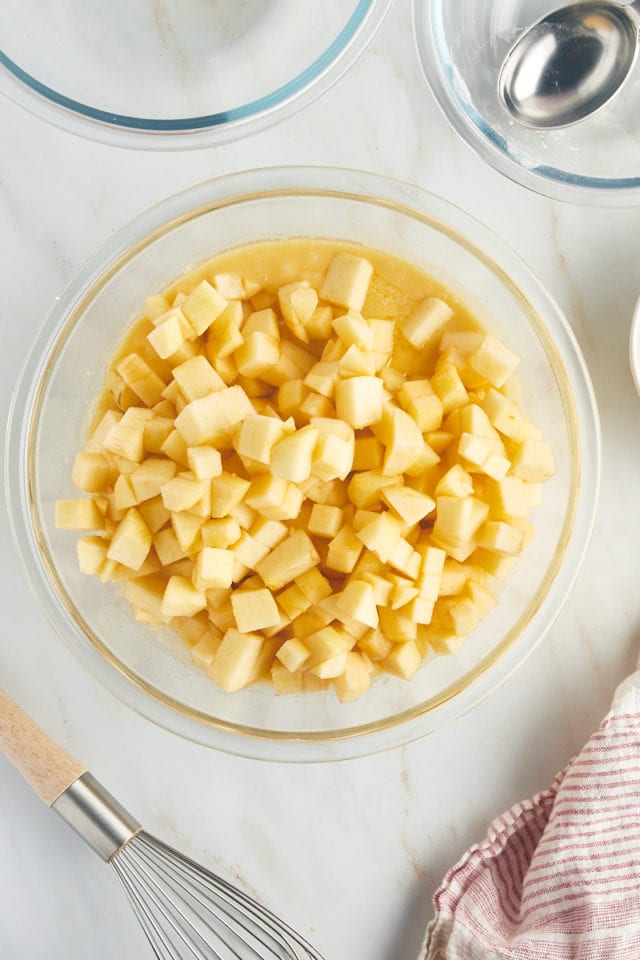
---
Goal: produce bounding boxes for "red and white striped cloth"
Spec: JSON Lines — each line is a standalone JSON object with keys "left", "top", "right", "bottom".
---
{"left": 422, "top": 670, "right": 640, "bottom": 960}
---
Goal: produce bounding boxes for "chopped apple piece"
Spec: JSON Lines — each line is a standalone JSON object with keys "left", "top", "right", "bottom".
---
{"left": 476, "top": 520, "right": 525, "bottom": 556}
{"left": 402, "top": 297, "right": 454, "bottom": 349}
{"left": 278, "top": 281, "right": 318, "bottom": 343}
{"left": 172, "top": 355, "right": 224, "bottom": 401}
{"left": 106, "top": 508, "right": 151, "bottom": 570}
{"left": 335, "top": 580, "right": 379, "bottom": 628}
{"left": 130, "top": 458, "right": 176, "bottom": 503}
{"left": 182, "top": 280, "right": 227, "bottom": 336}
{"left": 192, "top": 547, "right": 234, "bottom": 590}
{"left": 116, "top": 354, "right": 166, "bottom": 407}
{"left": 469, "top": 334, "right": 520, "bottom": 388}
{"left": 255, "top": 530, "right": 320, "bottom": 590}
{"left": 382, "top": 640, "right": 421, "bottom": 679}
{"left": 326, "top": 524, "right": 363, "bottom": 573}
{"left": 208, "top": 628, "right": 263, "bottom": 692}
{"left": 234, "top": 414, "right": 293, "bottom": 464}
{"left": 71, "top": 453, "right": 111, "bottom": 493}
{"left": 161, "top": 576, "right": 207, "bottom": 618}
{"left": 147, "top": 315, "right": 187, "bottom": 360}
{"left": 510, "top": 439, "right": 556, "bottom": 482}
{"left": 210, "top": 473, "right": 251, "bottom": 518}
{"left": 231, "top": 587, "right": 280, "bottom": 633}
{"left": 187, "top": 445, "right": 222, "bottom": 480}
{"left": 320, "top": 253, "right": 373, "bottom": 311}
{"left": 333, "top": 652, "right": 372, "bottom": 702}
{"left": 308, "top": 503, "right": 343, "bottom": 539}
{"left": 191, "top": 629, "right": 223, "bottom": 670}
{"left": 76, "top": 535, "right": 109, "bottom": 575}
{"left": 270, "top": 425, "right": 319, "bottom": 483}
{"left": 276, "top": 637, "right": 311, "bottom": 673}
{"left": 371, "top": 405, "right": 423, "bottom": 476}
{"left": 335, "top": 376, "right": 384, "bottom": 429}
{"left": 55, "top": 498, "right": 105, "bottom": 531}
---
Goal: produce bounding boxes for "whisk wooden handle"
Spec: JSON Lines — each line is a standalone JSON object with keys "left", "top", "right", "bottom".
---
{"left": 0, "top": 689, "right": 85, "bottom": 806}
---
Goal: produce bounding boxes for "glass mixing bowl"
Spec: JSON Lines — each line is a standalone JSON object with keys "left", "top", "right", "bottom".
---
{"left": 6, "top": 166, "right": 600, "bottom": 760}
{"left": 413, "top": 0, "right": 640, "bottom": 204}
{"left": 0, "top": 1, "right": 392, "bottom": 149}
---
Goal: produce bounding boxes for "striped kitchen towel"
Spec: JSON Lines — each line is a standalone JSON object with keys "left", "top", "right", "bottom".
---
{"left": 422, "top": 669, "right": 640, "bottom": 959}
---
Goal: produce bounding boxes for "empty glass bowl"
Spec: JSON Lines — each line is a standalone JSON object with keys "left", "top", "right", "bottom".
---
{"left": 0, "top": 1, "right": 392, "bottom": 148}
{"left": 6, "top": 166, "right": 600, "bottom": 759}
{"left": 413, "top": 0, "right": 640, "bottom": 204}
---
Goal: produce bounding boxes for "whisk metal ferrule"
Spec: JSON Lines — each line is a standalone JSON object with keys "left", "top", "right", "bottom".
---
{"left": 52, "top": 771, "right": 141, "bottom": 861}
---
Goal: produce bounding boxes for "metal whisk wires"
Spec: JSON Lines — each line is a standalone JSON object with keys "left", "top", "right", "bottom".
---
{"left": 112, "top": 832, "right": 325, "bottom": 960}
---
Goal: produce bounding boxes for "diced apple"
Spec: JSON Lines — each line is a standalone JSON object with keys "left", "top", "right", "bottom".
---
{"left": 71, "top": 453, "right": 111, "bottom": 493}
{"left": 106, "top": 508, "right": 151, "bottom": 570}
{"left": 55, "top": 498, "right": 105, "bottom": 531}
{"left": 192, "top": 547, "right": 234, "bottom": 591}
{"left": 356, "top": 512, "right": 404, "bottom": 563}
{"left": 309, "top": 651, "right": 348, "bottom": 680}
{"left": 278, "top": 281, "right": 318, "bottom": 343}
{"left": 255, "top": 530, "right": 320, "bottom": 590}
{"left": 276, "top": 637, "right": 311, "bottom": 672}
{"left": 326, "top": 525, "right": 363, "bottom": 574}
{"left": 210, "top": 473, "right": 251, "bottom": 518}
{"left": 320, "top": 253, "right": 374, "bottom": 312}
{"left": 476, "top": 520, "right": 525, "bottom": 555}
{"left": 182, "top": 280, "right": 227, "bottom": 336}
{"left": 234, "top": 414, "right": 293, "bottom": 464}
{"left": 431, "top": 363, "right": 469, "bottom": 414}
{"left": 76, "top": 535, "right": 109, "bottom": 575}
{"left": 190, "top": 629, "right": 223, "bottom": 671}
{"left": 510, "top": 439, "right": 556, "bottom": 482}
{"left": 382, "top": 640, "right": 421, "bottom": 679}
{"left": 469, "top": 334, "right": 520, "bottom": 388}
{"left": 333, "top": 652, "right": 372, "bottom": 702}
{"left": 308, "top": 503, "right": 343, "bottom": 539}
{"left": 123, "top": 574, "right": 166, "bottom": 619}
{"left": 160, "top": 476, "right": 207, "bottom": 512}
{"left": 270, "top": 425, "right": 318, "bottom": 483}
{"left": 116, "top": 354, "right": 166, "bottom": 407}
{"left": 147, "top": 314, "right": 187, "bottom": 360}
{"left": 186, "top": 445, "right": 222, "bottom": 480}
{"left": 335, "top": 376, "right": 383, "bottom": 429}
{"left": 172, "top": 356, "right": 225, "bottom": 402}
{"left": 235, "top": 331, "right": 280, "bottom": 378}
{"left": 130, "top": 458, "right": 176, "bottom": 503}
{"left": 161, "top": 575, "right": 207, "bottom": 617}
{"left": 208, "top": 628, "right": 263, "bottom": 692}
{"left": 229, "top": 587, "right": 280, "bottom": 633}
{"left": 402, "top": 297, "right": 454, "bottom": 349}
{"left": 335, "top": 580, "right": 378, "bottom": 628}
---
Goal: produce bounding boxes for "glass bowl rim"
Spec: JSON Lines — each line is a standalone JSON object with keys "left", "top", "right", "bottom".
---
{"left": 412, "top": 0, "right": 640, "bottom": 206}
{"left": 5, "top": 165, "right": 601, "bottom": 760}
{"left": 0, "top": 0, "right": 393, "bottom": 151}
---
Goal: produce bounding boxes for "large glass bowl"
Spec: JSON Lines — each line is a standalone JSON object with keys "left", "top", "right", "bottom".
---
{"left": 413, "top": 0, "right": 640, "bottom": 205}
{"left": 5, "top": 167, "right": 600, "bottom": 760}
{"left": 0, "top": 0, "right": 392, "bottom": 149}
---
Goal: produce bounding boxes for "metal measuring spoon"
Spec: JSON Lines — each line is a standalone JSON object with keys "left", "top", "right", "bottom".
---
{"left": 498, "top": 1, "right": 640, "bottom": 128}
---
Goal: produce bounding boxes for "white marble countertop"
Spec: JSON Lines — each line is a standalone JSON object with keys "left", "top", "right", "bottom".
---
{"left": 2, "top": 2, "right": 640, "bottom": 957}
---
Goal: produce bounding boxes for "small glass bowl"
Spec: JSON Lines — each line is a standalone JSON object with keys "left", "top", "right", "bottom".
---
{"left": 6, "top": 166, "right": 600, "bottom": 760}
{"left": 0, "top": 1, "right": 392, "bottom": 149}
{"left": 413, "top": 0, "right": 640, "bottom": 205}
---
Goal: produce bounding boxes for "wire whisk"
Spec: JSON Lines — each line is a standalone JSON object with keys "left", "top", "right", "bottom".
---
{"left": 0, "top": 690, "right": 325, "bottom": 960}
